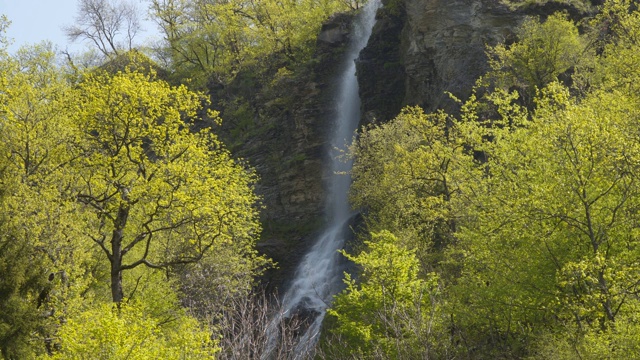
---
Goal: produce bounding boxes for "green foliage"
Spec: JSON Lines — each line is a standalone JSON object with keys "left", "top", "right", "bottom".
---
{"left": 0, "top": 35, "right": 265, "bottom": 355}
{"left": 341, "top": 3, "right": 640, "bottom": 357}
{"left": 583, "top": 0, "right": 640, "bottom": 96}
{"left": 150, "top": 0, "right": 353, "bottom": 85}
{"left": 327, "top": 231, "right": 445, "bottom": 359}
{"left": 0, "top": 43, "right": 98, "bottom": 358}
{"left": 49, "top": 299, "right": 217, "bottom": 359}
{"left": 349, "top": 106, "right": 476, "bottom": 266}
{"left": 448, "top": 82, "right": 640, "bottom": 356}
{"left": 70, "top": 68, "right": 264, "bottom": 303}
{"left": 485, "top": 13, "right": 585, "bottom": 105}
{"left": 0, "top": 214, "right": 51, "bottom": 359}
{"left": 531, "top": 310, "right": 640, "bottom": 359}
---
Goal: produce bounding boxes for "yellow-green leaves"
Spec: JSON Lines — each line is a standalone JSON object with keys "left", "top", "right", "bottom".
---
{"left": 328, "top": 231, "right": 443, "bottom": 359}
{"left": 0, "top": 44, "right": 264, "bottom": 355}
{"left": 151, "top": 0, "right": 352, "bottom": 85}
{"left": 485, "top": 13, "right": 585, "bottom": 105}
{"left": 72, "top": 68, "right": 261, "bottom": 302}
{"left": 586, "top": 0, "right": 640, "bottom": 97}
{"left": 350, "top": 106, "right": 476, "bottom": 264}
{"left": 1, "top": 44, "right": 79, "bottom": 184}
{"left": 451, "top": 82, "right": 640, "bottom": 353}
{"left": 50, "top": 300, "right": 218, "bottom": 359}
{"left": 0, "top": 44, "right": 96, "bottom": 358}
{"left": 342, "top": 5, "right": 640, "bottom": 356}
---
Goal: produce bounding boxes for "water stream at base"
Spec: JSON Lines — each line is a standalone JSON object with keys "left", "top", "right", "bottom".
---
{"left": 265, "top": 1, "right": 382, "bottom": 357}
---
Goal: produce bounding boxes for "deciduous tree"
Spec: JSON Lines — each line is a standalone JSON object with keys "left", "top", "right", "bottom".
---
{"left": 70, "top": 67, "right": 262, "bottom": 303}
{"left": 0, "top": 43, "right": 92, "bottom": 358}
{"left": 65, "top": 0, "right": 141, "bottom": 57}
{"left": 327, "top": 231, "right": 445, "bottom": 359}
{"left": 485, "top": 13, "right": 585, "bottom": 106}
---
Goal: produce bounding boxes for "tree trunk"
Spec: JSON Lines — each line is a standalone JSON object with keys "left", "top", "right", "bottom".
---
{"left": 110, "top": 250, "right": 124, "bottom": 303}
{"left": 110, "top": 202, "right": 129, "bottom": 303}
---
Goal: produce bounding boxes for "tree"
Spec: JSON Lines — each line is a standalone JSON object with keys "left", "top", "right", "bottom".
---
{"left": 337, "top": 2, "right": 640, "bottom": 357}
{"left": 70, "top": 68, "right": 261, "bottom": 303}
{"left": 65, "top": 0, "right": 141, "bottom": 57}
{"left": 349, "top": 106, "right": 476, "bottom": 266}
{"left": 485, "top": 13, "right": 585, "bottom": 106}
{"left": 149, "top": 0, "right": 350, "bottom": 85}
{"left": 0, "top": 43, "right": 93, "bottom": 358}
{"left": 585, "top": 0, "right": 640, "bottom": 96}
{"left": 50, "top": 299, "right": 217, "bottom": 359}
{"left": 327, "top": 231, "right": 445, "bottom": 359}
{"left": 450, "top": 82, "right": 640, "bottom": 356}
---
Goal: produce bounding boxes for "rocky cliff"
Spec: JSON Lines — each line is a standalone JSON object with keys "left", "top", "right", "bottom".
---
{"left": 210, "top": 13, "right": 359, "bottom": 290}
{"left": 357, "top": 0, "right": 521, "bottom": 122}
{"left": 219, "top": 0, "right": 595, "bottom": 291}
{"left": 244, "top": 0, "right": 520, "bottom": 289}
{"left": 358, "top": 0, "right": 596, "bottom": 122}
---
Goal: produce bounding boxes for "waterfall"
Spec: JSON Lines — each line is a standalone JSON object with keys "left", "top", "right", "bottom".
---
{"left": 267, "top": 0, "right": 382, "bottom": 356}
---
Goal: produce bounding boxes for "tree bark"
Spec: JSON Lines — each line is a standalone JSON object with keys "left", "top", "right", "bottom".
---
{"left": 110, "top": 201, "right": 129, "bottom": 303}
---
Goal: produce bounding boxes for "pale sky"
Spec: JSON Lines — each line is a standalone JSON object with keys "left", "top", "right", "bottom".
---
{"left": 0, "top": 0, "right": 160, "bottom": 54}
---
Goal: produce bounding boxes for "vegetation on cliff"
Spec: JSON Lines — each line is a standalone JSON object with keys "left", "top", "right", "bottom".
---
{"left": 329, "top": 0, "right": 640, "bottom": 358}
{"left": 2, "top": 0, "right": 640, "bottom": 358}
{"left": 0, "top": 0, "right": 353, "bottom": 356}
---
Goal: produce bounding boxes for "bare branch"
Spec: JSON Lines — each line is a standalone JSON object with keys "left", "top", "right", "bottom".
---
{"left": 64, "top": 0, "right": 142, "bottom": 57}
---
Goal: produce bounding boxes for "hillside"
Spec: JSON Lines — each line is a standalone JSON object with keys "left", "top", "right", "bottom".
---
{"left": 2, "top": 0, "right": 640, "bottom": 358}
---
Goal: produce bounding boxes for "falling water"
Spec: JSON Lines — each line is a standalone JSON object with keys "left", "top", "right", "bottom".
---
{"left": 268, "top": 0, "right": 382, "bottom": 356}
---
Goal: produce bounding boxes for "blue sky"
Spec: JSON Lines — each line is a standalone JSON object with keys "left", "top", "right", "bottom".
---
{"left": 0, "top": 0, "right": 159, "bottom": 54}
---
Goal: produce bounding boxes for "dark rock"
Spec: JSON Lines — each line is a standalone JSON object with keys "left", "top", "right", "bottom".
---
{"left": 357, "top": 3, "right": 406, "bottom": 124}
{"left": 210, "top": 12, "right": 358, "bottom": 293}
{"left": 318, "top": 13, "right": 354, "bottom": 46}
{"left": 357, "top": 0, "right": 597, "bottom": 120}
{"left": 398, "top": 0, "right": 521, "bottom": 113}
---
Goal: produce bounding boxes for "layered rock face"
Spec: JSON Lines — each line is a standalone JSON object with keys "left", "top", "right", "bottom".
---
{"left": 358, "top": 0, "right": 600, "bottom": 120}
{"left": 359, "top": 0, "right": 522, "bottom": 121}
{"left": 401, "top": 0, "right": 520, "bottom": 111}
{"left": 213, "top": 14, "right": 357, "bottom": 290}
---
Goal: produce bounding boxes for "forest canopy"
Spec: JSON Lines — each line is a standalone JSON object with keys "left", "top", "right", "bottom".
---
{"left": 0, "top": 32, "right": 264, "bottom": 360}
{"left": 327, "top": 0, "right": 640, "bottom": 358}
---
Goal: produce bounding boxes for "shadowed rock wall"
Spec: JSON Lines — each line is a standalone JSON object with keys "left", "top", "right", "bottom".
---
{"left": 358, "top": 0, "right": 522, "bottom": 121}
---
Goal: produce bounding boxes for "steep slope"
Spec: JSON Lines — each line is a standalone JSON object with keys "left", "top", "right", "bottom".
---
{"left": 209, "top": 14, "right": 358, "bottom": 290}
{"left": 358, "top": 0, "right": 597, "bottom": 122}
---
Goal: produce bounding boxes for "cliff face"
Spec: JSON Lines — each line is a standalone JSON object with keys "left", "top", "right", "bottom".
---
{"left": 228, "top": 0, "right": 591, "bottom": 290}
{"left": 359, "top": 0, "right": 522, "bottom": 121}
{"left": 232, "top": 1, "right": 523, "bottom": 289}
{"left": 357, "top": 3, "right": 407, "bottom": 123}
{"left": 401, "top": 0, "right": 520, "bottom": 111}
{"left": 248, "top": 1, "right": 520, "bottom": 288}
{"left": 358, "top": 0, "right": 598, "bottom": 121}
{"left": 212, "top": 14, "right": 357, "bottom": 289}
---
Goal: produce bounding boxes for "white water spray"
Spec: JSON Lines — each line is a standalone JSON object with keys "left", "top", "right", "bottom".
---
{"left": 268, "top": 0, "right": 382, "bottom": 356}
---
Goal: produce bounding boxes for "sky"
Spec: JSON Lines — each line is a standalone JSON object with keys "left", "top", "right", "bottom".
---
{"left": 0, "top": 0, "right": 160, "bottom": 54}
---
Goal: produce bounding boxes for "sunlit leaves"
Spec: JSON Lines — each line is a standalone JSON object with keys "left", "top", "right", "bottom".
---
{"left": 328, "top": 231, "right": 443, "bottom": 358}
{"left": 0, "top": 44, "right": 97, "bottom": 358}
{"left": 72, "top": 68, "right": 262, "bottom": 302}
{"left": 0, "top": 41, "right": 265, "bottom": 354}
{"left": 343, "top": 3, "right": 640, "bottom": 356}
{"left": 151, "top": 0, "right": 352, "bottom": 84}
{"left": 485, "top": 13, "right": 585, "bottom": 106}
{"left": 349, "top": 106, "right": 477, "bottom": 265}
{"left": 50, "top": 300, "right": 217, "bottom": 359}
